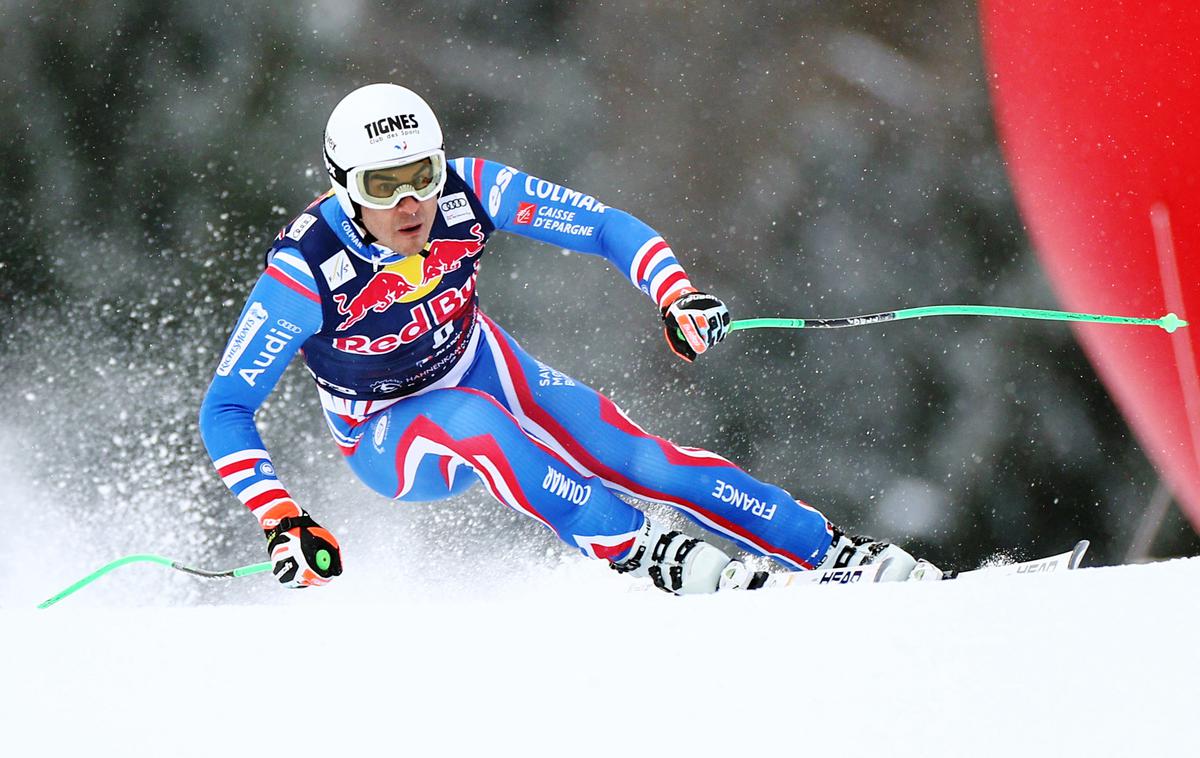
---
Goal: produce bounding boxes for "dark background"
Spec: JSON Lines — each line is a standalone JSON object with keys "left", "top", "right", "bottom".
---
{"left": 3, "top": 1, "right": 1195, "bottom": 599}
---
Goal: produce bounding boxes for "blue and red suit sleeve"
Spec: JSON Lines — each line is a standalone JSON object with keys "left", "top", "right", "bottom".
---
{"left": 198, "top": 248, "right": 323, "bottom": 518}
{"left": 450, "top": 156, "right": 697, "bottom": 311}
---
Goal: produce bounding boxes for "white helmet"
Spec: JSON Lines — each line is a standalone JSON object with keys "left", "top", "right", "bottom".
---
{"left": 323, "top": 83, "right": 447, "bottom": 218}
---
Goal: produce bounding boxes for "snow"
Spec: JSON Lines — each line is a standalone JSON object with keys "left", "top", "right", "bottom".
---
{"left": 4, "top": 556, "right": 1199, "bottom": 757}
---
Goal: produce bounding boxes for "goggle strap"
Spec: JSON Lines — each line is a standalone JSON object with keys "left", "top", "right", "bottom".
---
{"left": 324, "top": 146, "right": 349, "bottom": 186}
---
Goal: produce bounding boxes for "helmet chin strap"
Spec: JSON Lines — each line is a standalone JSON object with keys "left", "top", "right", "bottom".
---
{"left": 349, "top": 203, "right": 377, "bottom": 246}
{"left": 325, "top": 146, "right": 373, "bottom": 240}
{"left": 334, "top": 197, "right": 390, "bottom": 266}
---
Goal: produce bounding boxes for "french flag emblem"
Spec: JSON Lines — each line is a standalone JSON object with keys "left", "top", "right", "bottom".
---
{"left": 573, "top": 529, "right": 640, "bottom": 561}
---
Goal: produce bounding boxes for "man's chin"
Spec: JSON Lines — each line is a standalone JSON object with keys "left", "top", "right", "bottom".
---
{"left": 388, "top": 230, "right": 428, "bottom": 255}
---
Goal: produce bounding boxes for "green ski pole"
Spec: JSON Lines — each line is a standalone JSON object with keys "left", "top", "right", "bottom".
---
{"left": 729, "top": 305, "right": 1187, "bottom": 333}
{"left": 37, "top": 554, "right": 274, "bottom": 609}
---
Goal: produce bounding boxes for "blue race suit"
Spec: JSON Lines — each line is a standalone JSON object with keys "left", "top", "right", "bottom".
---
{"left": 199, "top": 158, "right": 834, "bottom": 569}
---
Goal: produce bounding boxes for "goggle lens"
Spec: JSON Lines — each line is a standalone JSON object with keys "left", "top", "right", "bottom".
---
{"left": 352, "top": 153, "right": 445, "bottom": 208}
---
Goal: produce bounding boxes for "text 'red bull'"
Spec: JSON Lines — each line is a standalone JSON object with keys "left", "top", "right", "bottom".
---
{"left": 333, "top": 274, "right": 478, "bottom": 355}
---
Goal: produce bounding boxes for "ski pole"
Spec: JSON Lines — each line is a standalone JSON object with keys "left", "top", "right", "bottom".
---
{"left": 37, "top": 554, "right": 272, "bottom": 609}
{"left": 729, "top": 306, "right": 1187, "bottom": 333}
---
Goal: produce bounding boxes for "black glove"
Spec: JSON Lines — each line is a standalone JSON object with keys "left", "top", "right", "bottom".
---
{"left": 662, "top": 291, "right": 731, "bottom": 362}
{"left": 260, "top": 501, "right": 343, "bottom": 588}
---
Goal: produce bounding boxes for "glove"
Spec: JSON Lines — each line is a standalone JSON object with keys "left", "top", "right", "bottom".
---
{"left": 661, "top": 291, "right": 731, "bottom": 362}
{"left": 257, "top": 499, "right": 343, "bottom": 588}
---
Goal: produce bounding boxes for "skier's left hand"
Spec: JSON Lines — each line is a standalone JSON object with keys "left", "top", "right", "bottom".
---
{"left": 261, "top": 503, "right": 343, "bottom": 588}
{"left": 662, "top": 290, "right": 731, "bottom": 362}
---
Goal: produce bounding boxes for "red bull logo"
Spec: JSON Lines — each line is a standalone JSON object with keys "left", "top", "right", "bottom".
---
{"left": 332, "top": 272, "right": 420, "bottom": 331}
{"left": 421, "top": 223, "right": 485, "bottom": 282}
{"left": 331, "top": 223, "right": 486, "bottom": 331}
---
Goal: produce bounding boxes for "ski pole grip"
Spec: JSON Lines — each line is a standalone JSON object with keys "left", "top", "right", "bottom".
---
{"left": 316, "top": 549, "right": 332, "bottom": 572}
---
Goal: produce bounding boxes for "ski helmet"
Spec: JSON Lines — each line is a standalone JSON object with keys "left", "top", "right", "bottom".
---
{"left": 323, "top": 83, "right": 447, "bottom": 218}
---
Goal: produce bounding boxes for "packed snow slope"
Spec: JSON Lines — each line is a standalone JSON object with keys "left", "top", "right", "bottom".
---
{"left": 3, "top": 555, "right": 1198, "bottom": 757}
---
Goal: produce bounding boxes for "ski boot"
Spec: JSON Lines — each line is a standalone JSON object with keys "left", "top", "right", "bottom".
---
{"left": 816, "top": 527, "right": 943, "bottom": 582}
{"left": 610, "top": 518, "right": 753, "bottom": 594}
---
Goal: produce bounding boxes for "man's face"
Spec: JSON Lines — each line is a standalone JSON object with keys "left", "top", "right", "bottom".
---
{"left": 359, "top": 194, "right": 439, "bottom": 256}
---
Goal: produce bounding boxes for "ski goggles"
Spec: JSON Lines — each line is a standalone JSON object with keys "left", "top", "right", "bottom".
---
{"left": 345, "top": 149, "right": 447, "bottom": 209}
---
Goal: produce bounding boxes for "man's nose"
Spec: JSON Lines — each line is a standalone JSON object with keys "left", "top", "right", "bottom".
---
{"left": 395, "top": 196, "right": 421, "bottom": 214}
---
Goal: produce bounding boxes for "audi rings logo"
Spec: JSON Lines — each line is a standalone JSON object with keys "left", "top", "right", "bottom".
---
{"left": 438, "top": 192, "right": 475, "bottom": 226}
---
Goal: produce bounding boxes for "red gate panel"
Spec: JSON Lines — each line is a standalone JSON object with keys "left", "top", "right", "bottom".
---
{"left": 981, "top": 0, "right": 1200, "bottom": 528}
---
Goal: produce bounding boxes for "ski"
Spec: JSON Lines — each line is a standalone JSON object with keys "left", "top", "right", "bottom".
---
{"left": 945, "top": 539, "right": 1089, "bottom": 580}
{"left": 765, "top": 539, "right": 1090, "bottom": 589}
{"left": 760, "top": 560, "right": 893, "bottom": 589}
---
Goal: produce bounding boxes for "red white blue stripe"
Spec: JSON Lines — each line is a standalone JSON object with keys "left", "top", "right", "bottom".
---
{"left": 477, "top": 315, "right": 816, "bottom": 569}
{"left": 390, "top": 407, "right": 557, "bottom": 534}
{"left": 572, "top": 528, "right": 641, "bottom": 561}
{"left": 213, "top": 449, "right": 292, "bottom": 513}
{"left": 629, "top": 236, "right": 692, "bottom": 308}
{"left": 450, "top": 157, "right": 486, "bottom": 202}
{"left": 266, "top": 250, "right": 320, "bottom": 303}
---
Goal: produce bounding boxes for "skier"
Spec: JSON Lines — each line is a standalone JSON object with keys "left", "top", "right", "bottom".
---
{"left": 199, "top": 83, "right": 938, "bottom": 594}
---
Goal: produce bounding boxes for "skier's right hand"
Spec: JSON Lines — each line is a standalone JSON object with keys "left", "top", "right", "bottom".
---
{"left": 257, "top": 500, "right": 343, "bottom": 588}
{"left": 661, "top": 290, "right": 731, "bottom": 362}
